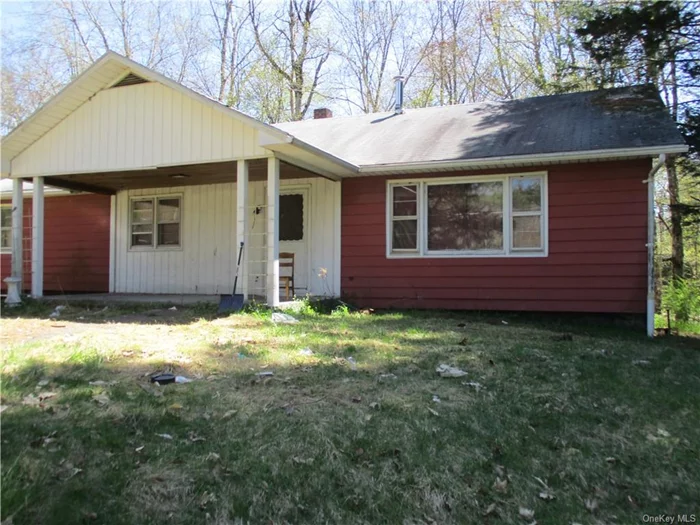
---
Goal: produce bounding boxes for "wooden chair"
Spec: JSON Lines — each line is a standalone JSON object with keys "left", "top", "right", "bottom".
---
{"left": 279, "top": 252, "right": 295, "bottom": 301}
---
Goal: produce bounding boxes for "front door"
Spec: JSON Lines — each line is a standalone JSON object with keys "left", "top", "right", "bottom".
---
{"left": 279, "top": 188, "right": 309, "bottom": 297}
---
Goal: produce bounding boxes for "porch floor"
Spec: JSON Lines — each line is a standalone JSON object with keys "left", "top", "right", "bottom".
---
{"left": 41, "top": 293, "right": 218, "bottom": 305}
{"left": 37, "top": 293, "right": 302, "bottom": 308}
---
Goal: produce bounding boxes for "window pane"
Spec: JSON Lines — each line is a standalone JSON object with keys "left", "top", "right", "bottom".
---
{"left": 132, "top": 224, "right": 152, "bottom": 234}
{"left": 279, "top": 194, "right": 304, "bottom": 241}
{"left": 131, "top": 233, "right": 153, "bottom": 247}
{"left": 1, "top": 229, "right": 11, "bottom": 249}
{"left": 393, "top": 185, "right": 417, "bottom": 216}
{"left": 158, "top": 223, "right": 180, "bottom": 246}
{"left": 0, "top": 208, "right": 12, "bottom": 224}
{"left": 132, "top": 200, "right": 153, "bottom": 224}
{"left": 392, "top": 219, "right": 417, "bottom": 250}
{"left": 512, "top": 178, "right": 541, "bottom": 212}
{"left": 513, "top": 215, "right": 542, "bottom": 249}
{"left": 427, "top": 182, "right": 503, "bottom": 251}
{"left": 157, "top": 198, "right": 181, "bottom": 223}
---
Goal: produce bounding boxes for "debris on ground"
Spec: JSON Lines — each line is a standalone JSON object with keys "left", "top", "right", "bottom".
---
{"left": 427, "top": 407, "right": 439, "bottom": 416}
{"left": 351, "top": 396, "right": 362, "bottom": 403}
{"left": 347, "top": 357, "right": 357, "bottom": 371}
{"left": 432, "top": 395, "right": 441, "bottom": 403}
{"left": 188, "top": 431, "right": 206, "bottom": 443}
{"left": 88, "top": 380, "right": 117, "bottom": 387}
{"left": 92, "top": 392, "right": 110, "bottom": 406}
{"left": 378, "top": 373, "right": 397, "bottom": 380}
{"left": 168, "top": 306, "right": 178, "bottom": 311}
{"left": 149, "top": 373, "right": 193, "bottom": 385}
{"left": 369, "top": 402, "right": 380, "bottom": 409}
{"left": 256, "top": 371, "right": 274, "bottom": 377}
{"left": 155, "top": 433, "right": 173, "bottom": 440}
{"left": 462, "top": 381, "right": 484, "bottom": 392}
{"left": 632, "top": 359, "right": 651, "bottom": 366}
{"left": 48, "top": 305, "right": 67, "bottom": 319}
{"left": 271, "top": 312, "right": 299, "bottom": 324}
{"left": 458, "top": 337, "right": 469, "bottom": 346}
{"left": 299, "top": 348, "right": 314, "bottom": 356}
{"left": 518, "top": 506, "right": 535, "bottom": 520}
{"left": 436, "top": 364, "right": 467, "bottom": 378}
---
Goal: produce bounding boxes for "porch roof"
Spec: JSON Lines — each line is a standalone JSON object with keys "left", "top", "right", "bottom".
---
{"left": 29, "top": 159, "right": 327, "bottom": 195}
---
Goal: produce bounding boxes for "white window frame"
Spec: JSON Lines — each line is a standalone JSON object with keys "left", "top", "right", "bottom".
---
{"left": 128, "top": 194, "right": 183, "bottom": 251}
{"left": 386, "top": 171, "right": 548, "bottom": 259}
{"left": 0, "top": 205, "right": 12, "bottom": 254}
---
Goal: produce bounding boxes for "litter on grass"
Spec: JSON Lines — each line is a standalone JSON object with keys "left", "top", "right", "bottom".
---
{"left": 436, "top": 364, "right": 467, "bottom": 378}
{"left": 347, "top": 357, "right": 357, "bottom": 371}
{"left": 462, "top": 381, "right": 484, "bottom": 392}
{"left": 256, "top": 371, "right": 274, "bottom": 377}
{"left": 48, "top": 305, "right": 67, "bottom": 319}
{"left": 299, "top": 348, "right": 314, "bottom": 356}
{"left": 271, "top": 312, "right": 299, "bottom": 324}
{"left": 150, "top": 373, "right": 193, "bottom": 385}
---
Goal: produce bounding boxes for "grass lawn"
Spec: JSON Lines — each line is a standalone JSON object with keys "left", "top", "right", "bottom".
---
{"left": 1, "top": 301, "right": 699, "bottom": 525}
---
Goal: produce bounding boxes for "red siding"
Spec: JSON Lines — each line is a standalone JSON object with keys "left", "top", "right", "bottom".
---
{"left": 341, "top": 159, "right": 651, "bottom": 314}
{"left": 1, "top": 194, "right": 111, "bottom": 293}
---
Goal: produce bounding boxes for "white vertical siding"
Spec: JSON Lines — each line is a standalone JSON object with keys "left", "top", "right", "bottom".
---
{"left": 12, "top": 82, "right": 267, "bottom": 177}
{"left": 114, "top": 177, "right": 341, "bottom": 296}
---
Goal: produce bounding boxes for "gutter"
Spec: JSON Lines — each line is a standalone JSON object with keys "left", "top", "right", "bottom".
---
{"left": 356, "top": 145, "right": 689, "bottom": 174}
{"left": 646, "top": 154, "right": 668, "bottom": 338}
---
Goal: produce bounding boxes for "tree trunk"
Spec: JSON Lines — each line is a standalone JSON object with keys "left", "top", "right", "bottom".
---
{"left": 666, "top": 157, "right": 684, "bottom": 280}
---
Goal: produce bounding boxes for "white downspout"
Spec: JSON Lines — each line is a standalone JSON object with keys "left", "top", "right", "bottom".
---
{"left": 646, "top": 154, "right": 667, "bottom": 337}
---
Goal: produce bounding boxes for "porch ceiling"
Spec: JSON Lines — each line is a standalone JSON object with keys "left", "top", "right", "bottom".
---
{"left": 30, "top": 159, "right": 324, "bottom": 195}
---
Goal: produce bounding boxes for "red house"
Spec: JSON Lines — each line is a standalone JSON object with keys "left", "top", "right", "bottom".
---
{"left": 0, "top": 52, "right": 687, "bottom": 335}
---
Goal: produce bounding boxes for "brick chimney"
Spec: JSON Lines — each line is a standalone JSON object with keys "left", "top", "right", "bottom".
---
{"left": 313, "top": 108, "right": 333, "bottom": 119}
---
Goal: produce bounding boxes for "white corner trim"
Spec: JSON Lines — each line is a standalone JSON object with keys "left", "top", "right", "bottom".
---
{"left": 109, "top": 195, "right": 116, "bottom": 293}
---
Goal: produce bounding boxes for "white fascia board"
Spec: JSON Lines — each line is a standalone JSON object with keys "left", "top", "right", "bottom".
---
{"left": 356, "top": 145, "right": 689, "bottom": 175}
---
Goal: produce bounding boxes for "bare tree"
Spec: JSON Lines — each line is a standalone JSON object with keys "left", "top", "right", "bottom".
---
{"left": 249, "top": 0, "right": 331, "bottom": 121}
{"left": 330, "top": 0, "right": 406, "bottom": 113}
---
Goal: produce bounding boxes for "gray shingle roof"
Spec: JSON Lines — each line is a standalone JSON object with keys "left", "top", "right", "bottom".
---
{"left": 274, "top": 86, "right": 686, "bottom": 168}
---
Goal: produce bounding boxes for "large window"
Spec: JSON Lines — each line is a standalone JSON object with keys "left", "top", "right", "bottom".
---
{"left": 130, "top": 196, "right": 181, "bottom": 249}
{"left": 0, "top": 206, "right": 12, "bottom": 253}
{"left": 387, "top": 173, "right": 547, "bottom": 257}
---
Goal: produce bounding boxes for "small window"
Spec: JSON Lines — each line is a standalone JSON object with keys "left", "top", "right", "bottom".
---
{"left": 0, "top": 206, "right": 12, "bottom": 252}
{"left": 130, "top": 196, "right": 181, "bottom": 249}
{"left": 510, "top": 177, "right": 543, "bottom": 251}
{"left": 279, "top": 194, "right": 304, "bottom": 241}
{"left": 391, "top": 185, "right": 418, "bottom": 251}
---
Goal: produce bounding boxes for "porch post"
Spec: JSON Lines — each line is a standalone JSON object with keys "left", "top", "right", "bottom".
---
{"left": 31, "top": 176, "right": 44, "bottom": 298}
{"left": 11, "top": 178, "right": 23, "bottom": 286}
{"left": 266, "top": 156, "right": 280, "bottom": 306}
{"left": 236, "top": 159, "right": 249, "bottom": 300}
